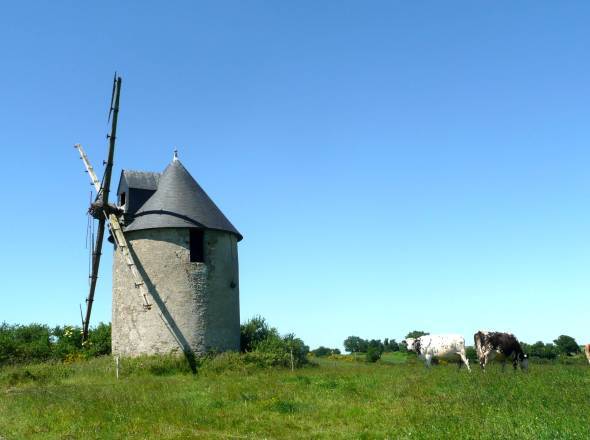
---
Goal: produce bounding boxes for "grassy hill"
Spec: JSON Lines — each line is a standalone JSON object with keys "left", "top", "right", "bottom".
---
{"left": 1, "top": 354, "right": 589, "bottom": 439}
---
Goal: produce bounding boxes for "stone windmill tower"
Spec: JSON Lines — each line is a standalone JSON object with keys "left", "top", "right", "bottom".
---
{"left": 112, "top": 152, "right": 242, "bottom": 356}
{"left": 75, "top": 76, "right": 242, "bottom": 357}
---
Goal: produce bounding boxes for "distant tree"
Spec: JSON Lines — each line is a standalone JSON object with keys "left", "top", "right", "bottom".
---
{"left": 344, "top": 336, "right": 368, "bottom": 353}
{"left": 524, "top": 341, "right": 558, "bottom": 360}
{"left": 368, "top": 339, "right": 384, "bottom": 354}
{"left": 384, "top": 338, "right": 389, "bottom": 349}
{"left": 311, "top": 346, "right": 341, "bottom": 357}
{"left": 405, "top": 330, "right": 429, "bottom": 340}
{"left": 388, "top": 339, "right": 400, "bottom": 352}
{"left": 359, "top": 339, "right": 368, "bottom": 353}
{"left": 553, "top": 335, "right": 580, "bottom": 356}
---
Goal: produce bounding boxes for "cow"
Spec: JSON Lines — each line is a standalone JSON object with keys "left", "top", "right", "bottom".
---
{"left": 474, "top": 331, "right": 528, "bottom": 371}
{"left": 585, "top": 344, "right": 590, "bottom": 365}
{"left": 403, "top": 334, "right": 471, "bottom": 371}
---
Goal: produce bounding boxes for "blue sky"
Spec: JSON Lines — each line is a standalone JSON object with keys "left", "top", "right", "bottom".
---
{"left": 0, "top": 2, "right": 588, "bottom": 350}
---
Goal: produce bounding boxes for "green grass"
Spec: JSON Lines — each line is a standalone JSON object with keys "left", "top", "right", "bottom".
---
{"left": 1, "top": 355, "right": 589, "bottom": 439}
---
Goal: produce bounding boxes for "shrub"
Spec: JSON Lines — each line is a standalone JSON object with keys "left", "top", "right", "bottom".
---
{"left": 0, "top": 323, "right": 52, "bottom": 364}
{"left": 86, "top": 322, "right": 112, "bottom": 357}
{"left": 240, "top": 317, "right": 309, "bottom": 368}
{"left": 240, "top": 316, "right": 273, "bottom": 352}
{"left": 51, "top": 325, "right": 83, "bottom": 360}
{"left": 0, "top": 322, "right": 112, "bottom": 366}
{"left": 366, "top": 346, "right": 382, "bottom": 363}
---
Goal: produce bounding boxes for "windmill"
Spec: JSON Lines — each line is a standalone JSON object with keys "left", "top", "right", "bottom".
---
{"left": 75, "top": 75, "right": 152, "bottom": 343}
{"left": 75, "top": 75, "right": 242, "bottom": 356}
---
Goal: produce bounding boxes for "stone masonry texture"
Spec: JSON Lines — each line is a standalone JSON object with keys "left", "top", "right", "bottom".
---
{"left": 112, "top": 228, "right": 240, "bottom": 356}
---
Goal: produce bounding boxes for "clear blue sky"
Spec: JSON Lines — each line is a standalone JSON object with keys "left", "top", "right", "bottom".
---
{"left": 0, "top": 2, "right": 588, "bottom": 350}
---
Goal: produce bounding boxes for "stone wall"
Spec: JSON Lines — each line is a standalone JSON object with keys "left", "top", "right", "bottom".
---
{"left": 112, "top": 227, "right": 240, "bottom": 356}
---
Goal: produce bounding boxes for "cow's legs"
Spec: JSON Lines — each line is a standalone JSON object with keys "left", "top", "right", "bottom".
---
{"left": 481, "top": 353, "right": 491, "bottom": 372}
{"left": 424, "top": 354, "right": 433, "bottom": 368}
{"left": 459, "top": 350, "right": 471, "bottom": 372}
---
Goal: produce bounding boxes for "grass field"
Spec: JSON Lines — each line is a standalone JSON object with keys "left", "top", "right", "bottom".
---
{"left": 1, "top": 354, "right": 589, "bottom": 439}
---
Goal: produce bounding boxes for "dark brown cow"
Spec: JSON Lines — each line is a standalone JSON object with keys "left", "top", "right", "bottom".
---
{"left": 474, "top": 331, "right": 528, "bottom": 371}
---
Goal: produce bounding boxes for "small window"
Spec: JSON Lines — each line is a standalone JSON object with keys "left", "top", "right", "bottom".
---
{"left": 119, "top": 192, "right": 126, "bottom": 206}
{"left": 189, "top": 229, "right": 204, "bottom": 263}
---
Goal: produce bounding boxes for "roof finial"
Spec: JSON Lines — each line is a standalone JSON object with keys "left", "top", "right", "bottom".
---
{"left": 173, "top": 148, "right": 179, "bottom": 161}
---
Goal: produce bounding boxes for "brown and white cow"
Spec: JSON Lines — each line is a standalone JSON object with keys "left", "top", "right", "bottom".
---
{"left": 474, "top": 331, "right": 528, "bottom": 371}
{"left": 584, "top": 344, "right": 590, "bottom": 365}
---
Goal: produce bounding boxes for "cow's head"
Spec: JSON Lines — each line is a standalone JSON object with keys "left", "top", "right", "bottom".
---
{"left": 403, "top": 338, "right": 417, "bottom": 352}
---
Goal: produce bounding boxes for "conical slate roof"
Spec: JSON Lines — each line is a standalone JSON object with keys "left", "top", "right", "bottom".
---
{"left": 124, "top": 158, "right": 242, "bottom": 240}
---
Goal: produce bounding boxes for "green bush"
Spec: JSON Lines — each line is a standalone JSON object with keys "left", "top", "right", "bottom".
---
{"left": 0, "top": 322, "right": 112, "bottom": 366}
{"left": 365, "top": 346, "right": 382, "bottom": 363}
{"left": 0, "top": 323, "right": 51, "bottom": 365}
{"left": 51, "top": 325, "right": 83, "bottom": 360}
{"left": 85, "top": 322, "right": 112, "bottom": 357}
{"left": 240, "top": 317, "right": 309, "bottom": 368}
{"left": 240, "top": 316, "right": 273, "bottom": 352}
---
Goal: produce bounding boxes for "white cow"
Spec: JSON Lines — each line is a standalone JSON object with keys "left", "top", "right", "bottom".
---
{"left": 403, "top": 334, "right": 471, "bottom": 371}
